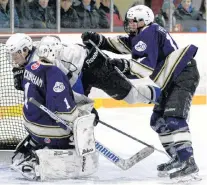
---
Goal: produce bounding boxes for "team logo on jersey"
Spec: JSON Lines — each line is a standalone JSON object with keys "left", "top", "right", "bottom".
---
{"left": 31, "top": 62, "right": 40, "bottom": 70}
{"left": 135, "top": 41, "right": 147, "bottom": 52}
{"left": 53, "top": 82, "right": 65, "bottom": 92}
{"left": 44, "top": 137, "right": 51, "bottom": 143}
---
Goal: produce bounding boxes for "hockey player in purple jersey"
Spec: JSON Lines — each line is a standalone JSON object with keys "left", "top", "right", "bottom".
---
{"left": 6, "top": 34, "right": 98, "bottom": 180}
{"left": 82, "top": 4, "right": 200, "bottom": 180}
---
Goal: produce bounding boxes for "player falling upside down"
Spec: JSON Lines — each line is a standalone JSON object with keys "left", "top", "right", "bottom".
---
{"left": 81, "top": 4, "right": 200, "bottom": 180}
{"left": 6, "top": 34, "right": 98, "bottom": 181}
{"left": 6, "top": 33, "right": 161, "bottom": 122}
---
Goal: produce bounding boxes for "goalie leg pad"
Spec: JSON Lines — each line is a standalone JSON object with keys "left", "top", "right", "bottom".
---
{"left": 73, "top": 113, "right": 96, "bottom": 156}
{"left": 35, "top": 149, "right": 99, "bottom": 181}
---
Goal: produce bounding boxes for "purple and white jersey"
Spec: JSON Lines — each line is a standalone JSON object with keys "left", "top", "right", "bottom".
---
{"left": 22, "top": 61, "right": 76, "bottom": 148}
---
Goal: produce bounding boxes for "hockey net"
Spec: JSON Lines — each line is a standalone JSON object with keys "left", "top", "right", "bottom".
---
{"left": 0, "top": 43, "right": 27, "bottom": 149}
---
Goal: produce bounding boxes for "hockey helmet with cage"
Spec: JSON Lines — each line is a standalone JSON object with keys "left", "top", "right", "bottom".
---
{"left": 37, "top": 36, "right": 62, "bottom": 64}
{"left": 124, "top": 5, "right": 154, "bottom": 35}
{"left": 6, "top": 33, "right": 33, "bottom": 54}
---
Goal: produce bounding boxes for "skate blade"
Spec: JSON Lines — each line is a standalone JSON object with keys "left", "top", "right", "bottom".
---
{"left": 173, "top": 172, "right": 202, "bottom": 183}
{"left": 158, "top": 168, "right": 179, "bottom": 178}
{"left": 158, "top": 171, "right": 169, "bottom": 178}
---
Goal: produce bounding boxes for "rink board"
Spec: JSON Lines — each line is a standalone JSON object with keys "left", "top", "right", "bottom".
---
{"left": 0, "top": 95, "right": 206, "bottom": 118}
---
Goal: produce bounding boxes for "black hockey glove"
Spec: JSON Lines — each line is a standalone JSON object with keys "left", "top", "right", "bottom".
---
{"left": 81, "top": 31, "right": 103, "bottom": 49}
{"left": 108, "top": 58, "right": 130, "bottom": 74}
{"left": 12, "top": 67, "right": 25, "bottom": 91}
{"left": 83, "top": 46, "right": 108, "bottom": 70}
{"left": 91, "top": 108, "right": 99, "bottom": 126}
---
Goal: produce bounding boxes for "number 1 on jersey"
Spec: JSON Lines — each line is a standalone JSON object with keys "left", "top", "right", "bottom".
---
{"left": 64, "top": 98, "right": 70, "bottom": 109}
{"left": 24, "top": 82, "right": 30, "bottom": 109}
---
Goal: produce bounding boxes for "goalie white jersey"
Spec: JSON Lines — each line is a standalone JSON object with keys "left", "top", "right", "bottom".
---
{"left": 60, "top": 43, "right": 88, "bottom": 87}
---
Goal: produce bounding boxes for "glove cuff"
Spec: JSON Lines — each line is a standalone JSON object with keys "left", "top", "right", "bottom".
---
{"left": 121, "top": 59, "right": 130, "bottom": 73}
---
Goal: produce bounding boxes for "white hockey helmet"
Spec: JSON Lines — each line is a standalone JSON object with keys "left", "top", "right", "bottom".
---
{"left": 6, "top": 33, "right": 33, "bottom": 54}
{"left": 124, "top": 5, "right": 154, "bottom": 34}
{"left": 6, "top": 33, "right": 33, "bottom": 66}
{"left": 37, "top": 36, "right": 62, "bottom": 64}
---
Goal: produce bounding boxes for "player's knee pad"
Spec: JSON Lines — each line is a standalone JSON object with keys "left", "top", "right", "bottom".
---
{"left": 166, "top": 117, "right": 191, "bottom": 142}
{"left": 150, "top": 113, "right": 177, "bottom": 157}
{"left": 164, "top": 89, "right": 193, "bottom": 119}
{"left": 165, "top": 117, "right": 189, "bottom": 132}
{"left": 150, "top": 112, "right": 160, "bottom": 130}
{"left": 150, "top": 112, "right": 166, "bottom": 134}
{"left": 160, "top": 117, "right": 190, "bottom": 143}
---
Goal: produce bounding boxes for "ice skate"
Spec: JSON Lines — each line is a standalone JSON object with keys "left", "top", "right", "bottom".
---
{"left": 157, "top": 156, "right": 182, "bottom": 177}
{"left": 169, "top": 156, "right": 201, "bottom": 183}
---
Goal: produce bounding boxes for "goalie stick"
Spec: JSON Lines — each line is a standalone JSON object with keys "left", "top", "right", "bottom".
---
{"left": 29, "top": 97, "right": 154, "bottom": 170}
{"left": 87, "top": 39, "right": 159, "bottom": 105}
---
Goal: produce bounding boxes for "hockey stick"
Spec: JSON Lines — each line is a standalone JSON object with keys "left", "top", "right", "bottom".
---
{"left": 98, "top": 120, "right": 169, "bottom": 157}
{"left": 88, "top": 39, "right": 159, "bottom": 105}
{"left": 29, "top": 97, "right": 154, "bottom": 170}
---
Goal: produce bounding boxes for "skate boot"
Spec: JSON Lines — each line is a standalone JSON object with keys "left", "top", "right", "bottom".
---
{"left": 11, "top": 154, "right": 39, "bottom": 181}
{"left": 157, "top": 156, "right": 182, "bottom": 177}
{"left": 169, "top": 156, "right": 200, "bottom": 182}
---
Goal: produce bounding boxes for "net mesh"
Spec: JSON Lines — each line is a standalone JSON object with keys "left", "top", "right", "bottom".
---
{"left": 0, "top": 43, "right": 27, "bottom": 149}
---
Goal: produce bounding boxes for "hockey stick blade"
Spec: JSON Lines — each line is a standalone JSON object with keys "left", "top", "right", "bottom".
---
{"left": 29, "top": 97, "right": 154, "bottom": 170}
{"left": 96, "top": 140, "right": 154, "bottom": 170}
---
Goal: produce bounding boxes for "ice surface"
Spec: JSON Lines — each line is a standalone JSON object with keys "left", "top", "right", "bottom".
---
{"left": 0, "top": 105, "right": 206, "bottom": 185}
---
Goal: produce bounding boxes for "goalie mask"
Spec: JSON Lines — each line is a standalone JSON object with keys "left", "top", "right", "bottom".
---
{"left": 124, "top": 5, "right": 154, "bottom": 36}
{"left": 37, "top": 36, "right": 63, "bottom": 64}
{"left": 6, "top": 33, "right": 33, "bottom": 67}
